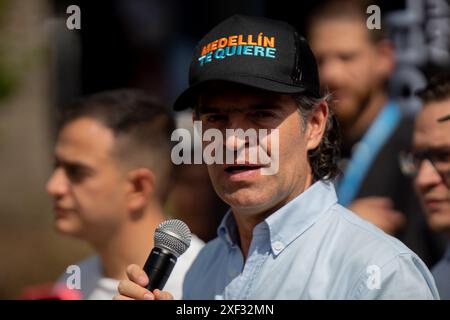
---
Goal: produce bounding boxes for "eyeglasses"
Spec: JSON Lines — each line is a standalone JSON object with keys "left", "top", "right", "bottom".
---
{"left": 399, "top": 149, "right": 450, "bottom": 185}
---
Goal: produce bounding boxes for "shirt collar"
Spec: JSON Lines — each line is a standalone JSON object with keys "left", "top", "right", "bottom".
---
{"left": 217, "top": 180, "right": 338, "bottom": 255}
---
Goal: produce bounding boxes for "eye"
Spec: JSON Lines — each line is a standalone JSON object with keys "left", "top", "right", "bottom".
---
{"left": 412, "top": 151, "right": 426, "bottom": 165}
{"left": 252, "top": 110, "right": 275, "bottom": 119}
{"left": 65, "top": 165, "right": 87, "bottom": 183}
{"left": 204, "top": 114, "right": 227, "bottom": 123}
{"left": 339, "top": 53, "right": 356, "bottom": 62}
{"left": 433, "top": 151, "right": 450, "bottom": 164}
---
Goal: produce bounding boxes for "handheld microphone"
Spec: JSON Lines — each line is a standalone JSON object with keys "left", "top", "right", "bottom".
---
{"left": 143, "top": 219, "right": 191, "bottom": 291}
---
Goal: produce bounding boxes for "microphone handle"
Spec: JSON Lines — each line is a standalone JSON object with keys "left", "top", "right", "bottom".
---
{"left": 143, "top": 247, "right": 177, "bottom": 291}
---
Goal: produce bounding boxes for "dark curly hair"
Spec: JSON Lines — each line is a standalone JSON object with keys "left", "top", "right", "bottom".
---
{"left": 293, "top": 93, "right": 341, "bottom": 181}
{"left": 416, "top": 72, "right": 450, "bottom": 104}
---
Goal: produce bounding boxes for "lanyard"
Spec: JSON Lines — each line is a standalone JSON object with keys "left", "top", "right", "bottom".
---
{"left": 337, "top": 101, "right": 402, "bottom": 206}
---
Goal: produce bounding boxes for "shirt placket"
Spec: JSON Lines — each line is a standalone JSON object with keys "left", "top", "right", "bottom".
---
{"left": 224, "top": 230, "right": 270, "bottom": 299}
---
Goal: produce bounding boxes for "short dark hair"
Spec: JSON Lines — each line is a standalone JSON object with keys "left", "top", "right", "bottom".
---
{"left": 306, "top": 0, "right": 385, "bottom": 44}
{"left": 58, "top": 89, "right": 176, "bottom": 201}
{"left": 293, "top": 93, "right": 341, "bottom": 181}
{"left": 416, "top": 72, "right": 450, "bottom": 105}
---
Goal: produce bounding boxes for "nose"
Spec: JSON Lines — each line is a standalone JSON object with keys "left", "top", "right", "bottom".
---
{"left": 415, "top": 159, "right": 443, "bottom": 190}
{"left": 46, "top": 168, "right": 69, "bottom": 197}
{"left": 224, "top": 114, "right": 253, "bottom": 152}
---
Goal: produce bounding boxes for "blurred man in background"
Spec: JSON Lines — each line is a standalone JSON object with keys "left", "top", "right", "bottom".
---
{"left": 307, "top": 0, "right": 443, "bottom": 265}
{"left": 167, "top": 113, "right": 228, "bottom": 242}
{"left": 403, "top": 73, "right": 450, "bottom": 299}
{"left": 46, "top": 89, "right": 203, "bottom": 299}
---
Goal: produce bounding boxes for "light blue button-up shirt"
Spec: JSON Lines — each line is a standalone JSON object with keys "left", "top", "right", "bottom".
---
{"left": 432, "top": 244, "right": 450, "bottom": 299}
{"left": 183, "top": 181, "right": 439, "bottom": 299}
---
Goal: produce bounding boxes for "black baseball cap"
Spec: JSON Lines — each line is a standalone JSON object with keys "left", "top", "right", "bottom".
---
{"left": 173, "top": 14, "right": 321, "bottom": 111}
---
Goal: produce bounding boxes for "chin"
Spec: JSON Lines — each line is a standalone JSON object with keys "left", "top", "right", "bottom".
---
{"left": 220, "top": 188, "right": 277, "bottom": 214}
{"left": 53, "top": 219, "right": 83, "bottom": 237}
{"left": 427, "top": 213, "right": 450, "bottom": 234}
{"left": 334, "top": 100, "right": 358, "bottom": 119}
{"left": 222, "top": 193, "right": 262, "bottom": 209}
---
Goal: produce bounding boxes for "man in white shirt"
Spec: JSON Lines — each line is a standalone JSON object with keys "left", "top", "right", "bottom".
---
{"left": 47, "top": 89, "right": 203, "bottom": 299}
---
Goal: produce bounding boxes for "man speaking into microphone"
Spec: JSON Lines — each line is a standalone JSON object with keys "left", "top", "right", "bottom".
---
{"left": 116, "top": 15, "right": 438, "bottom": 300}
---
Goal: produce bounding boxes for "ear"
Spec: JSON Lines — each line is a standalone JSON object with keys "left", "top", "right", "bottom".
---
{"left": 126, "top": 168, "right": 156, "bottom": 212}
{"left": 375, "top": 40, "right": 395, "bottom": 79}
{"left": 306, "top": 101, "right": 329, "bottom": 151}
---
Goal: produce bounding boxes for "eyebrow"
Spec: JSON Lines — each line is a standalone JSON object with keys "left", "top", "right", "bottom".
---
{"left": 54, "top": 157, "right": 93, "bottom": 172}
{"left": 437, "top": 114, "right": 450, "bottom": 122}
{"left": 413, "top": 146, "right": 450, "bottom": 153}
{"left": 198, "top": 103, "right": 280, "bottom": 115}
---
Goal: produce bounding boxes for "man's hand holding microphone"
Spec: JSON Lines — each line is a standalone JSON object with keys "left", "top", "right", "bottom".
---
{"left": 114, "top": 219, "right": 191, "bottom": 300}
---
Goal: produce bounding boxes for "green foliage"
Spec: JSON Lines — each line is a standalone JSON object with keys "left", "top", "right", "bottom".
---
{"left": 0, "top": 0, "right": 19, "bottom": 104}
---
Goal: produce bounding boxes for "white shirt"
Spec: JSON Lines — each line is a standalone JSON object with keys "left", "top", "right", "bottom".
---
{"left": 57, "top": 234, "right": 204, "bottom": 300}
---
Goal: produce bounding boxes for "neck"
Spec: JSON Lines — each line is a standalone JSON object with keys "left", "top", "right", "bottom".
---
{"left": 92, "top": 203, "right": 165, "bottom": 280}
{"left": 232, "top": 172, "right": 313, "bottom": 259}
{"left": 344, "top": 91, "right": 387, "bottom": 145}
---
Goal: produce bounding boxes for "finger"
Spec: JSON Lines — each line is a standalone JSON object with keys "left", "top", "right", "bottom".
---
{"left": 113, "top": 294, "right": 135, "bottom": 300}
{"left": 153, "top": 289, "right": 174, "bottom": 300}
{"left": 118, "top": 279, "right": 154, "bottom": 300}
{"left": 126, "top": 264, "right": 149, "bottom": 287}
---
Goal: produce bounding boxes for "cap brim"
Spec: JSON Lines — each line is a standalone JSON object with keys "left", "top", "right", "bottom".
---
{"left": 173, "top": 75, "right": 309, "bottom": 111}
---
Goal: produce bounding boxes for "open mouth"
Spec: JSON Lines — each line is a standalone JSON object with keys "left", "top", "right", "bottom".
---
{"left": 224, "top": 165, "right": 262, "bottom": 173}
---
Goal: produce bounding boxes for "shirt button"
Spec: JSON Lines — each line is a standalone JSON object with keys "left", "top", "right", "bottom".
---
{"left": 273, "top": 241, "right": 284, "bottom": 251}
